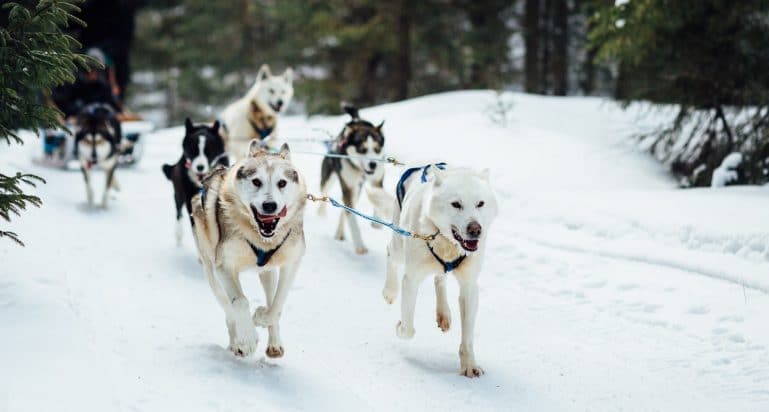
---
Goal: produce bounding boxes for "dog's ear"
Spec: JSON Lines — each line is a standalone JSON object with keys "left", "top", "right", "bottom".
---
{"left": 478, "top": 168, "right": 490, "bottom": 182}
{"left": 257, "top": 64, "right": 272, "bottom": 81}
{"left": 278, "top": 143, "right": 291, "bottom": 161}
{"left": 211, "top": 120, "right": 220, "bottom": 134}
{"left": 283, "top": 67, "right": 294, "bottom": 82}
{"left": 185, "top": 117, "right": 194, "bottom": 133}
{"left": 376, "top": 120, "right": 385, "bottom": 132}
{"left": 248, "top": 139, "right": 268, "bottom": 157}
{"left": 432, "top": 165, "right": 444, "bottom": 187}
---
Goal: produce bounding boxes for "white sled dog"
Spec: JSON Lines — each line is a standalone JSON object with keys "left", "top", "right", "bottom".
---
{"left": 219, "top": 64, "right": 294, "bottom": 159}
{"left": 192, "top": 141, "right": 306, "bottom": 358}
{"left": 382, "top": 164, "right": 498, "bottom": 377}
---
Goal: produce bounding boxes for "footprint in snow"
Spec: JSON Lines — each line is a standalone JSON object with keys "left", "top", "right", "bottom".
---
{"left": 580, "top": 279, "right": 607, "bottom": 289}
{"left": 687, "top": 305, "right": 710, "bottom": 315}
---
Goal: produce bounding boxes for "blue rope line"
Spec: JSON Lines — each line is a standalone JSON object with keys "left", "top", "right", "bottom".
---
{"left": 326, "top": 197, "right": 415, "bottom": 238}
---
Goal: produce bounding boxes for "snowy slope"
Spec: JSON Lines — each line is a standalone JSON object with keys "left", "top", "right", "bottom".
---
{"left": 2, "top": 91, "right": 768, "bottom": 412}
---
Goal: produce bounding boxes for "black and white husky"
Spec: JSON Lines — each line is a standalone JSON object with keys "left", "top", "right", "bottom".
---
{"left": 319, "top": 105, "right": 386, "bottom": 255}
{"left": 162, "top": 118, "right": 228, "bottom": 244}
{"left": 74, "top": 103, "right": 122, "bottom": 208}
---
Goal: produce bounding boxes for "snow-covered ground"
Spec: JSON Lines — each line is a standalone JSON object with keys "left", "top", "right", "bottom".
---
{"left": 2, "top": 91, "right": 768, "bottom": 411}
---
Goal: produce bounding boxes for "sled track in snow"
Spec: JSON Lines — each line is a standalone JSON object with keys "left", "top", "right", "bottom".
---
{"left": 514, "top": 233, "right": 769, "bottom": 295}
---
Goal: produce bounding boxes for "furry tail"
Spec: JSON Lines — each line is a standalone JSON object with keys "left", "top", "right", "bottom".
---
{"left": 162, "top": 164, "right": 174, "bottom": 181}
{"left": 341, "top": 102, "right": 360, "bottom": 120}
{"left": 366, "top": 186, "right": 396, "bottom": 222}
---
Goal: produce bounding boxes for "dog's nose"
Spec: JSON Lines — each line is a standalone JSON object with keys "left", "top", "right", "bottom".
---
{"left": 262, "top": 201, "right": 278, "bottom": 214}
{"left": 467, "top": 221, "right": 482, "bottom": 238}
{"left": 368, "top": 162, "right": 377, "bottom": 170}
{"left": 196, "top": 164, "right": 205, "bottom": 172}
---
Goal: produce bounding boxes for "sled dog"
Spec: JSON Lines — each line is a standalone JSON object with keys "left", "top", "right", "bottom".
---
{"left": 219, "top": 64, "right": 293, "bottom": 159}
{"left": 192, "top": 141, "right": 306, "bottom": 358}
{"left": 162, "top": 118, "right": 228, "bottom": 244}
{"left": 382, "top": 164, "right": 498, "bottom": 377}
{"left": 319, "top": 104, "right": 386, "bottom": 254}
{"left": 74, "top": 103, "right": 122, "bottom": 208}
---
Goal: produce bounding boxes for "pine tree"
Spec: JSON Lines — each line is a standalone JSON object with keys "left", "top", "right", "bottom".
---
{"left": 0, "top": 0, "right": 95, "bottom": 245}
{"left": 589, "top": 0, "right": 769, "bottom": 186}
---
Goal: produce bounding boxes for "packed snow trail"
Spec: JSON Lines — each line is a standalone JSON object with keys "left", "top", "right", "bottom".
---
{"left": 2, "top": 91, "right": 768, "bottom": 412}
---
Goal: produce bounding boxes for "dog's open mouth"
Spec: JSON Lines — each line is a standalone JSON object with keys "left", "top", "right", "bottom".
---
{"left": 196, "top": 172, "right": 206, "bottom": 182}
{"left": 364, "top": 169, "right": 375, "bottom": 175}
{"left": 269, "top": 103, "right": 282, "bottom": 112}
{"left": 452, "top": 227, "right": 479, "bottom": 252}
{"left": 252, "top": 205, "right": 287, "bottom": 237}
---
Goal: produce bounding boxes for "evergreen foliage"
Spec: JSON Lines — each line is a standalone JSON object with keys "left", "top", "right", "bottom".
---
{"left": 589, "top": 0, "right": 769, "bottom": 186}
{"left": 132, "top": 0, "right": 517, "bottom": 116}
{"left": 0, "top": 0, "right": 95, "bottom": 245}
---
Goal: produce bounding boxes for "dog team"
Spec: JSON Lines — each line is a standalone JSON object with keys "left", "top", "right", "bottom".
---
{"left": 74, "top": 63, "right": 498, "bottom": 378}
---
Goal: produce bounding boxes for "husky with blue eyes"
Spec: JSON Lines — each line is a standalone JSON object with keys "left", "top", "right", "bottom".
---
{"left": 191, "top": 140, "right": 306, "bottom": 359}
{"left": 319, "top": 104, "right": 386, "bottom": 255}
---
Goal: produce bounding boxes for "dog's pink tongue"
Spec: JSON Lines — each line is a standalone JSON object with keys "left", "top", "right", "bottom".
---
{"left": 260, "top": 207, "right": 287, "bottom": 222}
{"left": 464, "top": 239, "right": 479, "bottom": 250}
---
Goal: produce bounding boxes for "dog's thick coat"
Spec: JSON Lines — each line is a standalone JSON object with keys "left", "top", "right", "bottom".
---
{"left": 192, "top": 141, "right": 306, "bottom": 358}
{"left": 319, "top": 104, "right": 386, "bottom": 254}
{"left": 74, "top": 103, "right": 122, "bottom": 208}
{"left": 382, "top": 165, "right": 498, "bottom": 377}
{"left": 219, "top": 64, "right": 293, "bottom": 159}
{"left": 162, "top": 118, "right": 228, "bottom": 244}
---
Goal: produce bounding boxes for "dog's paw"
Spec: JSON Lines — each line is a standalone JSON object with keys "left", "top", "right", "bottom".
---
{"left": 396, "top": 321, "right": 415, "bottom": 339}
{"left": 460, "top": 364, "right": 485, "bottom": 378}
{"left": 265, "top": 345, "right": 285, "bottom": 358}
{"left": 334, "top": 233, "right": 345, "bottom": 241}
{"left": 436, "top": 311, "right": 451, "bottom": 332}
{"left": 355, "top": 246, "right": 369, "bottom": 255}
{"left": 253, "top": 306, "right": 276, "bottom": 327}
{"left": 229, "top": 327, "right": 258, "bottom": 358}
{"left": 382, "top": 286, "right": 398, "bottom": 304}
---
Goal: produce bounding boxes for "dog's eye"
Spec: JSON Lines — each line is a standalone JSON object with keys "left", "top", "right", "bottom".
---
{"left": 451, "top": 201, "right": 462, "bottom": 209}
{"left": 277, "top": 179, "right": 287, "bottom": 189}
{"left": 252, "top": 178, "right": 262, "bottom": 188}
{"left": 269, "top": 88, "right": 275, "bottom": 94}
{"left": 374, "top": 147, "right": 381, "bottom": 154}
{"left": 477, "top": 201, "right": 485, "bottom": 208}
{"left": 357, "top": 146, "right": 366, "bottom": 154}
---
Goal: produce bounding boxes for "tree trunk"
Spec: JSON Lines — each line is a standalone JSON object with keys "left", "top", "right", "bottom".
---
{"left": 552, "top": 0, "right": 568, "bottom": 95}
{"left": 541, "top": 0, "right": 552, "bottom": 93}
{"left": 395, "top": 0, "right": 411, "bottom": 101}
{"left": 524, "top": 0, "right": 541, "bottom": 93}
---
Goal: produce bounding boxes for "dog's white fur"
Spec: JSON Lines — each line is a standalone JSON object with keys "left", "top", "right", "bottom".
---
{"left": 192, "top": 141, "right": 306, "bottom": 358}
{"left": 382, "top": 166, "right": 498, "bottom": 377}
{"left": 219, "top": 64, "right": 294, "bottom": 160}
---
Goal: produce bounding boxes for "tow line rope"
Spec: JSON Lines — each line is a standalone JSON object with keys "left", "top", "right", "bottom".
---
{"left": 305, "top": 193, "right": 438, "bottom": 241}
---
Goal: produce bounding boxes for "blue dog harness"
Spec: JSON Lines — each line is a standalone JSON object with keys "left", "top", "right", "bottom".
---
{"left": 427, "top": 243, "right": 467, "bottom": 273}
{"left": 248, "top": 229, "right": 292, "bottom": 267}
{"left": 393, "top": 162, "right": 465, "bottom": 273}
{"left": 249, "top": 120, "right": 274, "bottom": 139}
{"left": 395, "top": 162, "right": 446, "bottom": 209}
